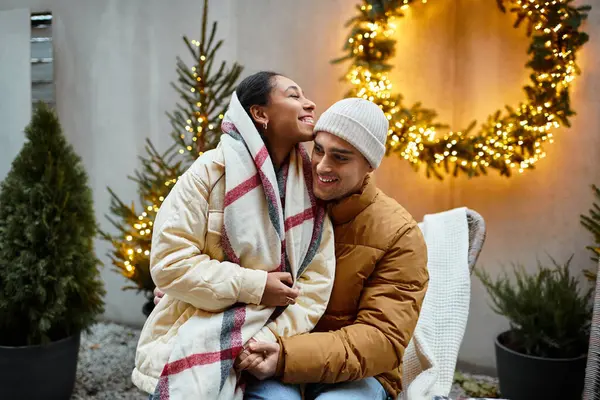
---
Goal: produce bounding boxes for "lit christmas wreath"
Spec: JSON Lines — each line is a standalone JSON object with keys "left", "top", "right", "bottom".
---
{"left": 334, "top": 0, "right": 591, "bottom": 178}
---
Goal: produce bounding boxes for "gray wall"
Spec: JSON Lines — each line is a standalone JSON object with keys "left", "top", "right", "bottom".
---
{"left": 0, "top": 8, "right": 30, "bottom": 180}
{"left": 0, "top": 0, "right": 598, "bottom": 371}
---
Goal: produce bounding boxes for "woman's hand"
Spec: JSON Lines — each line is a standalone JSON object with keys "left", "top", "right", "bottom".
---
{"left": 260, "top": 272, "right": 300, "bottom": 307}
{"left": 234, "top": 339, "right": 263, "bottom": 372}
{"left": 153, "top": 287, "right": 164, "bottom": 305}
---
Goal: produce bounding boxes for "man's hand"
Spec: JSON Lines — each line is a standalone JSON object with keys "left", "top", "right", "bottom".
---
{"left": 260, "top": 272, "right": 300, "bottom": 307}
{"left": 153, "top": 287, "right": 164, "bottom": 305}
{"left": 239, "top": 341, "right": 280, "bottom": 380}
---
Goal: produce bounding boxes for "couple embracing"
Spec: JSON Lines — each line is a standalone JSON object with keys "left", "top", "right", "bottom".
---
{"left": 132, "top": 71, "right": 429, "bottom": 400}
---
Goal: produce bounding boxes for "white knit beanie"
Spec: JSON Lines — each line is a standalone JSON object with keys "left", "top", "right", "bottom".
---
{"left": 313, "top": 98, "right": 389, "bottom": 168}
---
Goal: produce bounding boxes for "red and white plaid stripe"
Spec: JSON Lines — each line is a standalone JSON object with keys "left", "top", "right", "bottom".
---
{"left": 152, "top": 92, "right": 325, "bottom": 400}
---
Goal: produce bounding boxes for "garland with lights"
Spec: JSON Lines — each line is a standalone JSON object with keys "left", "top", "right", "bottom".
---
{"left": 334, "top": 0, "right": 590, "bottom": 178}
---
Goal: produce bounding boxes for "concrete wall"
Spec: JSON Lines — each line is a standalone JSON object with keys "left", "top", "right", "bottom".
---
{"left": 0, "top": 8, "right": 31, "bottom": 181}
{"left": 0, "top": 0, "right": 598, "bottom": 371}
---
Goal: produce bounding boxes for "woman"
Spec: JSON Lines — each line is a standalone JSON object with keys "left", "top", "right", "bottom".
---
{"left": 132, "top": 72, "right": 336, "bottom": 399}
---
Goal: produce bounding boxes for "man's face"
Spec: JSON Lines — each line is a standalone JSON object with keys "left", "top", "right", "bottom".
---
{"left": 311, "top": 131, "right": 373, "bottom": 201}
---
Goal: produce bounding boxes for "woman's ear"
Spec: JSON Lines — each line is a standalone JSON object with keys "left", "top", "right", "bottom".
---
{"left": 249, "top": 105, "right": 269, "bottom": 127}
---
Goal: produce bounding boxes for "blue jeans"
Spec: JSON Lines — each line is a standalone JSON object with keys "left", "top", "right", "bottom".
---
{"left": 244, "top": 376, "right": 391, "bottom": 400}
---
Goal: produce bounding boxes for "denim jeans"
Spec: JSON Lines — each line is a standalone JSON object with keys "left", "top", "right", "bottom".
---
{"left": 244, "top": 376, "right": 392, "bottom": 400}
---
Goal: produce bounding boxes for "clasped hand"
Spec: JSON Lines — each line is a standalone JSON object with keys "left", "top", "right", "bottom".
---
{"left": 233, "top": 339, "right": 280, "bottom": 380}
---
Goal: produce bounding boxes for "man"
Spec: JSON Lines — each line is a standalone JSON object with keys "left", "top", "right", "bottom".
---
{"left": 156, "top": 98, "right": 429, "bottom": 399}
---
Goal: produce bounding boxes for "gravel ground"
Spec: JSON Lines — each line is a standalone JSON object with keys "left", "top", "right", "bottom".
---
{"left": 450, "top": 373, "right": 500, "bottom": 399}
{"left": 71, "top": 322, "right": 498, "bottom": 399}
{"left": 72, "top": 322, "right": 147, "bottom": 400}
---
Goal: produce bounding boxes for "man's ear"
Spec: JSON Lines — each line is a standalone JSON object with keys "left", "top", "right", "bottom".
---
{"left": 365, "top": 157, "right": 375, "bottom": 173}
{"left": 249, "top": 105, "right": 269, "bottom": 127}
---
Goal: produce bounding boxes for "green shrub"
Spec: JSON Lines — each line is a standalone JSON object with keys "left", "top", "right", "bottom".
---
{"left": 0, "top": 103, "right": 105, "bottom": 346}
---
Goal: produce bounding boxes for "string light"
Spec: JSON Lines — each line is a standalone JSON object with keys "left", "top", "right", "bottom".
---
{"left": 335, "top": 0, "right": 590, "bottom": 178}
{"left": 116, "top": 181, "right": 173, "bottom": 279}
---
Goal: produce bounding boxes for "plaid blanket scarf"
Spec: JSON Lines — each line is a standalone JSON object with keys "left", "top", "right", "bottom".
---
{"left": 151, "top": 92, "right": 325, "bottom": 399}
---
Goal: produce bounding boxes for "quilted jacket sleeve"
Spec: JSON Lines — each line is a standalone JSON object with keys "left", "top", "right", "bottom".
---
{"left": 150, "top": 159, "right": 267, "bottom": 311}
{"left": 277, "top": 222, "right": 429, "bottom": 383}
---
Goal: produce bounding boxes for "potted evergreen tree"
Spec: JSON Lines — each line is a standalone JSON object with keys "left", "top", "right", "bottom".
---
{"left": 476, "top": 256, "right": 592, "bottom": 400}
{"left": 0, "top": 103, "right": 105, "bottom": 399}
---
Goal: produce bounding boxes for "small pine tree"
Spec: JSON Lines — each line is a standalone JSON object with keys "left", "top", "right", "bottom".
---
{"left": 475, "top": 256, "right": 592, "bottom": 359}
{"left": 169, "top": 0, "right": 243, "bottom": 161}
{"left": 0, "top": 103, "right": 105, "bottom": 346}
{"left": 101, "top": 0, "right": 242, "bottom": 304}
{"left": 581, "top": 184, "right": 600, "bottom": 280}
{"left": 100, "top": 141, "right": 186, "bottom": 298}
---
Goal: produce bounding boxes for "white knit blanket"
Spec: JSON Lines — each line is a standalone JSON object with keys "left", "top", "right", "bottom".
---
{"left": 152, "top": 92, "right": 325, "bottom": 400}
{"left": 400, "top": 207, "right": 471, "bottom": 400}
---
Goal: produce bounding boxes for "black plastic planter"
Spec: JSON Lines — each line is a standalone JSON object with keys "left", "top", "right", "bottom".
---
{"left": 0, "top": 333, "right": 80, "bottom": 400}
{"left": 495, "top": 331, "right": 586, "bottom": 400}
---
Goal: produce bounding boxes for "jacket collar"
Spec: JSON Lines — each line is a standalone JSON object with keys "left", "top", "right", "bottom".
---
{"left": 328, "top": 174, "right": 378, "bottom": 225}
